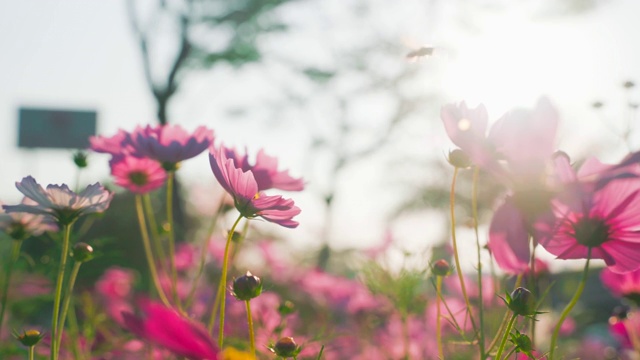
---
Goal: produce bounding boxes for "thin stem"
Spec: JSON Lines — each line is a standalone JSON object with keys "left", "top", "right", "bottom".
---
{"left": 449, "top": 168, "right": 479, "bottom": 340}
{"left": 503, "top": 347, "right": 516, "bottom": 360}
{"left": 165, "top": 171, "right": 181, "bottom": 310}
{"left": 487, "top": 275, "right": 522, "bottom": 354}
{"left": 135, "top": 195, "right": 171, "bottom": 307}
{"left": 471, "top": 166, "right": 486, "bottom": 357}
{"left": 217, "top": 214, "right": 244, "bottom": 347}
{"left": 51, "top": 223, "right": 73, "bottom": 360}
{"left": 529, "top": 239, "right": 537, "bottom": 347}
{"left": 66, "top": 299, "right": 84, "bottom": 360}
{"left": 185, "top": 197, "right": 225, "bottom": 308}
{"left": 549, "top": 250, "right": 591, "bottom": 360}
{"left": 436, "top": 275, "right": 444, "bottom": 359}
{"left": 494, "top": 313, "right": 517, "bottom": 360}
{"left": 245, "top": 300, "right": 256, "bottom": 357}
{"left": 0, "top": 240, "right": 21, "bottom": 339}
{"left": 56, "top": 261, "right": 82, "bottom": 349}
{"left": 143, "top": 193, "right": 167, "bottom": 263}
{"left": 29, "top": 346, "right": 35, "bottom": 360}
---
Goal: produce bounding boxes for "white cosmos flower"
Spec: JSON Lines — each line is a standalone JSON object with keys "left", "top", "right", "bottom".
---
{"left": 2, "top": 176, "right": 113, "bottom": 225}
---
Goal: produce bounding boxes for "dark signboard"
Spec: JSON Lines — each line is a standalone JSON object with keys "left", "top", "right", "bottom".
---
{"left": 18, "top": 107, "right": 97, "bottom": 149}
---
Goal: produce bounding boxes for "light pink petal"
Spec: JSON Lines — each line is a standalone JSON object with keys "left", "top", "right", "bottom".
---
{"left": 487, "top": 200, "right": 531, "bottom": 274}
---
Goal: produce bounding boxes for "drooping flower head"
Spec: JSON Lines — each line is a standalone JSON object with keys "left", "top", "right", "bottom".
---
{"left": 122, "top": 299, "right": 219, "bottom": 360}
{"left": 223, "top": 147, "right": 304, "bottom": 191}
{"left": 0, "top": 198, "right": 58, "bottom": 240}
{"left": 2, "top": 176, "right": 113, "bottom": 225}
{"left": 209, "top": 146, "right": 301, "bottom": 228}
{"left": 110, "top": 156, "right": 167, "bottom": 194}
{"left": 128, "top": 124, "right": 214, "bottom": 169}
{"left": 536, "top": 162, "right": 640, "bottom": 273}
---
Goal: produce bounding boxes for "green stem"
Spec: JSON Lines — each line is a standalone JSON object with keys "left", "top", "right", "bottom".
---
{"left": 56, "top": 261, "right": 82, "bottom": 349}
{"left": 471, "top": 166, "right": 485, "bottom": 357}
{"left": 165, "top": 171, "right": 181, "bottom": 311}
{"left": 51, "top": 223, "right": 73, "bottom": 360}
{"left": 503, "top": 347, "right": 516, "bottom": 360}
{"left": 29, "top": 345, "right": 35, "bottom": 360}
{"left": 549, "top": 250, "right": 591, "bottom": 360}
{"left": 529, "top": 239, "right": 537, "bottom": 347}
{"left": 487, "top": 275, "right": 522, "bottom": 354}
{"left": 216, "top": 214, "right": 244, "bottom": 347}
{"left": 436, "top": 276, "right": 444, "bottom": 359}
{"left": 0, "top": 240, "right": 21, "bottom": 339}
{"left": 401, "top": 311, "right": 409, "bottom": 360}
{"left": 66, "top": 298, "right": 83, "bottom": 360}
{"left": 246, "top": 300, "right": 256, "bottom": 357}
{"left": 495, "top": 313, "right": 517, "bottom": 360}
{"left": 185, "top": 198, "right": 225, "bottom": 309}
{"left": 449, "top": 168, "right": 480, "bottom": 341}
{"left": 135, "top": 195, "right": 171, "bottom": 307}
{"left": 143, "top": 193, "right": 167, "bottom": 263}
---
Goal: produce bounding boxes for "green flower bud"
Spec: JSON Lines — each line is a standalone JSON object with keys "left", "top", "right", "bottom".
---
{"left": 278, "top": 300, "right": 296, "bottom": 316}
{"left": 507, "top": 287, "right": 536, "bottom": 317}
{"left": 73, "top": 151, "right": 88, "bottom": 168}
{"left": 72, "top": 242, "right": 94, "bottom": 263}
{"left": 432, "top": 259, "right": 451, "bottom": 277}
{"left": 271, "top": 337, "right": 301, "bottom": 358}
{"left": 13, "top": 329, "right": 44, "bottom": 347}
{"left": 229, "top": 231, "right": 242, "bottom": 243}
{"left": 231, "top": 271, "right": 262, "bottom": 301}
{"left": 447, "top": 149, "right": 471, "bottom": 169}
{"left": 509, "top": 329, "right": 534, "bottom": 358}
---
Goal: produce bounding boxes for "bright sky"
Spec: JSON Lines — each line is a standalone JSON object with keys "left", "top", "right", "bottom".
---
{"left": 1, "top": 0, "right": 640, "bottom": 268}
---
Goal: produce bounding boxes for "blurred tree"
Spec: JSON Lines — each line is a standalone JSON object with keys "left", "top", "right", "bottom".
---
{"left": 126, "top": 0, "right": 297, "bottom": 125}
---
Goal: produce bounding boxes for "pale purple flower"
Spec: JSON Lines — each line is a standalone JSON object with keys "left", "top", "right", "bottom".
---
{"left": 0, "top": 198, "right": 57, "bottom": 240}
{"left": 128, "top": 124, "right": 214, "bottom": 166}
{"left": 3, "top": 176, "right": 113, "bottom": 225}
{"left": 122, "top": 299, "right": 219, "bottom": 360}
{"left": 209, "top": 145, "right": 301, "bottom": 228}
{"left": 223, "top": 147, "right": 304, "bottom": 191}
{"left": 488, "top": 198, "right": 531, "bottom": 274}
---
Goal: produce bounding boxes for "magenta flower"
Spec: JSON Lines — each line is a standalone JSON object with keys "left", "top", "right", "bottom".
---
{"left": 122, "top": 299, "right": 219, "bottom": 360}
{"left": 601, "top": 267, "right": 640, "bottom": 301}
{"left": 488, "top": 198, "right": 531, "bottom": 274}
{"left": 0, "top": 198, "right": 57, "bottom": 240}
{"left": 128, "top": 124, "right": 214, "bottom": 167}
{"left": 90, "top": 129, "right": 133, "bottom": 157}
{"left": 223, "top": 147, "right": 304, "bottom": 191}
{"left": 110, "top": 156, "right": 167, "bottom": 194}
{"left": 209, "top": 146, "right": 301, "bottom": 228}
{"left": 536, "top": 173, "right": 640, "bottom": 273}
{"left": 3, "top": 176, "right": 113, "bottom": 225}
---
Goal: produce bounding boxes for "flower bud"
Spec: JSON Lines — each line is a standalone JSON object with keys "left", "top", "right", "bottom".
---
{"left": 447, "top": 149, "right": 471, "bottom": 169}
{"left": 271, "top": 337, "right": 301, "bottom": 358}
{"left": 278, "top": 300, "right": 296, "bottom": 316}
{"left": 229, "top": 231, "right": 242, "bottom": 243}
{"left": 231, "top": 271, "right": 262, "bottom": 301}
{"left": 72, "top": 242, "right": 94, "bottom": 263}
{"left": 73, "top": 151, "right": 88, "bottom": 168}
{"left": 507, "top": 287, "right": 536, "bottom": 316}
{"left": 509, "top": 329, "right": 534, "bottom": 357}
{"left": 432, "top": 259, "right": 451, "bottom": 277}
{"left": 624, "top": 80, "right": 635, "bottom": 89}
{"left": 13, "top": 329, "right": 44, "bottom": 347}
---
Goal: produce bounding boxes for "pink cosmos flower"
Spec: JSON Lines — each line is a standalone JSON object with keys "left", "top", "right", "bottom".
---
{"left": 0, "top": 198, "right": 57, "bottom": 240}
{"left": 110, "top": 156, "right": 167, "bottom": 194}
{"left": 601, "top": 267, "right": 640, "bottom": 300}
{"left": 3, "top": 176, "right": 113, "bottom": 225}
{"left": 89, "top": 129, "right": 133, "bottom": 157}
{"left": 223, "top": 147, "right": 304, "bottom": 191}
{"left": 536, "top": 169, "right": 640, "bottom": 273}
{"left": 128, "top": 124, "right": 214, "bottom": 166}
{"left": 209, "top": 145, "right": 301, "bottom": 228}
{"left": 122, "top": 299, "right": 219, "bottom": 360}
